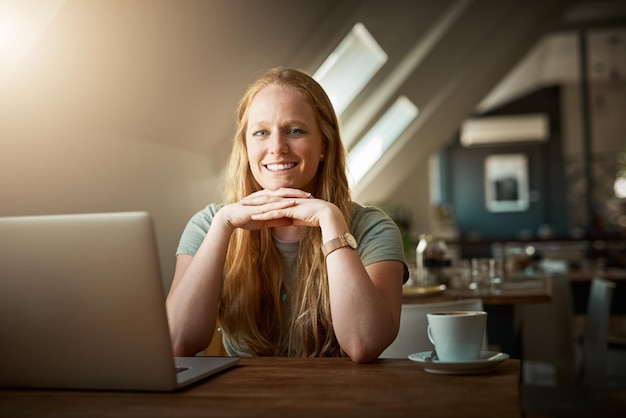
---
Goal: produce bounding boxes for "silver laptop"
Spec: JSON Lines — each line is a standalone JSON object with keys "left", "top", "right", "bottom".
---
{"left": 0, "top": 212, "right": 239, "bottom": 391}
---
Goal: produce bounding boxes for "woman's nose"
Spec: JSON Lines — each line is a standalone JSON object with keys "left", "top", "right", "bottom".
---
{"left": 268, "top": 133, "right": 288, "bottom": 154}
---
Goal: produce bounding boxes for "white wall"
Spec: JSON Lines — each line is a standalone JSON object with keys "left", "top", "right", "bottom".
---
{"left": 0, "top": 107, "right": 222, "bottom": 289}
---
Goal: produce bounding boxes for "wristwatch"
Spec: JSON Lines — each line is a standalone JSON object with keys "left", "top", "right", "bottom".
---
{"left": 322, "top": 232, "right": 358, "bottom": 258}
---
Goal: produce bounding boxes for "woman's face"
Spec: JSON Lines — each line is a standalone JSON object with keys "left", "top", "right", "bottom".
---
{"left": 245, "top": 84, "right": 325, "bottom": 192}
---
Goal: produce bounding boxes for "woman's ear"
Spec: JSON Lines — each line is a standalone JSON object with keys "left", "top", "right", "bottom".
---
{"left": 321, "top": 141, "right": 328, "bottom": 161}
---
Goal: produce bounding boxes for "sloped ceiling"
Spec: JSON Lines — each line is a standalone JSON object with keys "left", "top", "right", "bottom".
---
{"left": 1, "top": 0, "right": 344, "bottom": 158}
{"left": 2, "top": 0, "right": 623, "bottom": 199}
{"left": 349, "top": 0, "right": 626, "bottom": 203}
{"left": 3, "top": 0, "right": 625, "bottom": 283}
{"left": 349, "top": 0, "right": 571, "bottom": 203}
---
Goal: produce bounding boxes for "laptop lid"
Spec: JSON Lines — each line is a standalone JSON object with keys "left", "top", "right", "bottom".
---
{"left": 0, "top": 212, "right": 238, "bottom": 391}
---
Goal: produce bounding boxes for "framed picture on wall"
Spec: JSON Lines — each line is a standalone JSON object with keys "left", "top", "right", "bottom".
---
{"left": 484, "top": 154, "right": 529, "bottom": 212}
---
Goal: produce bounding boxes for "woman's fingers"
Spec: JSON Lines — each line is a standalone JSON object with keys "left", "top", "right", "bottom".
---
{"left": 222, "top": 198, "right": 297, "bottom": 231}
{"left": 250, "top": 198, "right": 330, "bottom": 228}
{"left": 225, "top": 188, "right": 319, "bottom": 230}
{"left": 240, "top": 188, "right": 312, "bottom": 205}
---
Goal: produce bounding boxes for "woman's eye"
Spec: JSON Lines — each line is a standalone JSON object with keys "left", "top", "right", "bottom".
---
{"left": 253, "top": 130, "right": 268, "bottom": 137}
{"left": 288, "top": 128, "right": 304, "bottom": 135}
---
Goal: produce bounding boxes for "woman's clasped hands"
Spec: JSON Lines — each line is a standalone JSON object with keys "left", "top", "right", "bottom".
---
{"left": 223, "top": 188, "right": 336, "bottom": 231}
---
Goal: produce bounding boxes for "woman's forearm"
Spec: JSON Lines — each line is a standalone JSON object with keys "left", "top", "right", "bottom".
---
{"left": 166, "top": 212, "right": 234, "bottom": 356}
{"left": 326, "top": 255, "right": 403, "bottom": 363}
{"left": 319, "top": 208, "right": 403, "bottom": 363}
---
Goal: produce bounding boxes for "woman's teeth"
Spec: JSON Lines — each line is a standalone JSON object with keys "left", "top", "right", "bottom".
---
{"left": 266, "top": 163, "right": 296, "bottom": 172}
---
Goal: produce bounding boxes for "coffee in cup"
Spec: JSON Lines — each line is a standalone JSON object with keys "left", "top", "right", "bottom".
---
{"left": 426, "top": 311, "right": 487, "bottom": 362}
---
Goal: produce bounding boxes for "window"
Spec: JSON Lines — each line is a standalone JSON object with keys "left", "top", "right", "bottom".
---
{"left": 313, "top": 23, "right": 387, "bottom": 116}
{"left": 347, "top": 96, "right": 418, "bottom": 187}
{"left": 314, "top": 22, "right": 418, "bottom": 189}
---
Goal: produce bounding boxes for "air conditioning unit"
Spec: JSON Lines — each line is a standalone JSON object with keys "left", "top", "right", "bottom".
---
{"left": 460, "top": 113, "right": 549, "bottom": 146}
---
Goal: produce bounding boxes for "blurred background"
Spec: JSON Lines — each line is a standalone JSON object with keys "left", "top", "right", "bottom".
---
{"left": 1, "top": 0, "right": 624, "bottom": 289}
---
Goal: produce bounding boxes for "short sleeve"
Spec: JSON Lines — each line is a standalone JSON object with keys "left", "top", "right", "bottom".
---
{"left": 176, "top": 203, "right": 224, "bottom": 256}
{"left": 350, "top": 203, "right": 410, "bottom": 283}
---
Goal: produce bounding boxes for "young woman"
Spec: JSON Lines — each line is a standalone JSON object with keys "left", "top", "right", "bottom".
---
{"left": 166, "top": 67, "right": 408, "bottom": 363}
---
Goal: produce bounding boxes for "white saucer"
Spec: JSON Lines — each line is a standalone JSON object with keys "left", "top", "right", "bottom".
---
{"left": 408, "top": 350, "right": 509, "bottom": 375}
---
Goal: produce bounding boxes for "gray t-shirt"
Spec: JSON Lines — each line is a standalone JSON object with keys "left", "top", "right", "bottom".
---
{"left": 176, "top": 201, "right": 409, "bottom": 356}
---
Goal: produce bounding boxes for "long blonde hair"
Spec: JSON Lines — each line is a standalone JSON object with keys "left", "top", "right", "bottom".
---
{"left": 219, "top": 67, "right": 352, "bottom": 356}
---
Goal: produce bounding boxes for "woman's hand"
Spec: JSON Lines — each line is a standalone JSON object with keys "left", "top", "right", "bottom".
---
{"left": 221, "top": 188, "right": 337, "bottom": 231}
{"left": 243, "top": 188, "right": 338, "bottom": 229}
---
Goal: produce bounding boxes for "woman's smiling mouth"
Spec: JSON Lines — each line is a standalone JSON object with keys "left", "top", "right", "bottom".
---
{"left": 265, "top": 163, "right": 297, "bottom": 172}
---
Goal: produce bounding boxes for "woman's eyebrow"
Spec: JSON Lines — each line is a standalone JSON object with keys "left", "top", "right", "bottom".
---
{"left": 283, "top": 119, "right": 312, "bottom": 128}
{"left": 248, "top": 119, "right": 311, "bottom": 129}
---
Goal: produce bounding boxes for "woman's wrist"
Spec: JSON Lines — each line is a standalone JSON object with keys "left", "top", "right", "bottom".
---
{"left": 318, "top": 203, "right": 348, "bottom": 241}
{"left": 213, "top": 205, "right": 237, "bottom": 233}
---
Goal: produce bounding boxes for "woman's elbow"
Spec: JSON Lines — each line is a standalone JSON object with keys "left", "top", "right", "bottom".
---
{"left": 170, "top": 330, "right": 211, "bottom": 357}
{"left": 344, "top": 340, "right": 391, "bottom": 364}
{"left": 344, "top": 329, "right": 398, "bottom": 363}
{"left": 171, "top": 336, "right": 195, "bottom": 357}
{"left": 348, "top": 351, "right": 378, "bottom": 364}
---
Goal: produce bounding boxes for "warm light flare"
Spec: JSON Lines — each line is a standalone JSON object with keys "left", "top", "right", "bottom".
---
{"left": 0, "top": 0, "right": 66, "bottom": 90}
{"left": 0, "top": 1, "right": 18, "bottom": 56}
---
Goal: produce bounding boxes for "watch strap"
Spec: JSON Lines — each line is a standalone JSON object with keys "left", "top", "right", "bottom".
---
{"left": 321, "top": 232, "right": 357, "bottom": 258}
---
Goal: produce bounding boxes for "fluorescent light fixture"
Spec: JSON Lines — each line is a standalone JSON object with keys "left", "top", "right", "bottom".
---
{"left": 460, "top": 114, "right": 549, "bottom": 146}
{"left": 347, "top": 96, "right": 418, "bottom": 187}
{"left": 313, "top": 22, "right": 387, "bottom": 116}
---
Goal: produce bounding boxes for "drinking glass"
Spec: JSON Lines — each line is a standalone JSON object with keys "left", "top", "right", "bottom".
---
{"left": 471, "top": 258, "right": 503, "bottom": 295}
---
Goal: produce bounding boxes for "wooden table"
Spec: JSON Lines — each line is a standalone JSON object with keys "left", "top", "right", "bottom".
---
{"left": 0, "top": 357, "right": 522, "bottom": 418}
{"left": 402, "top": 275, "right": 552, "bottom": 306}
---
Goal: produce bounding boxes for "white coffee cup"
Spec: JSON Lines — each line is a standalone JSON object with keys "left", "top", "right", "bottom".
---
{"left": 427, "top": 311, "right": 487, "bottom": 362}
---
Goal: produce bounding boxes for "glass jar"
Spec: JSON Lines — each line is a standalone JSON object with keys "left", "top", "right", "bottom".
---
{"left": 415, "top": 234, "right": 450, "bottom": 287}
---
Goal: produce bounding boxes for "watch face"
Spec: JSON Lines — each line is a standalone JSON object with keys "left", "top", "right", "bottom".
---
{"left": 344, "top": 233, "right": 358, "bottom": 249}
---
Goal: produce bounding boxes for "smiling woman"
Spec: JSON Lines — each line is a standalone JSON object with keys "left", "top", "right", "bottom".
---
{"left": 245, "top": 84, "right": 325, "bottom": 193}
{"left": 165, "top": 67, "right": 409, "bottom": 364}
